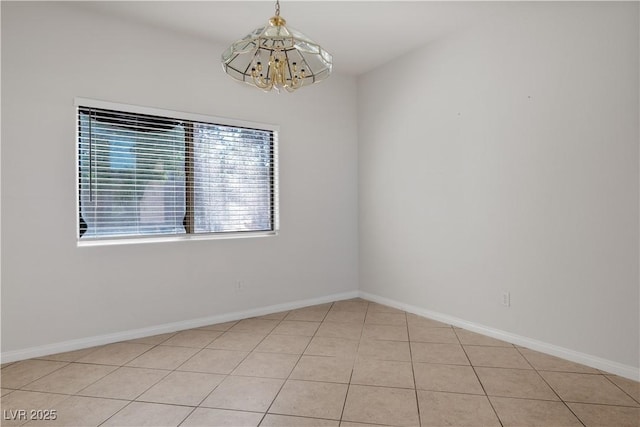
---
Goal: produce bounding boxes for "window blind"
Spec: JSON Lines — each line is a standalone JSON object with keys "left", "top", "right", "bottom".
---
{"left": 78, "top": 105, "right": 276, "bottom": 241}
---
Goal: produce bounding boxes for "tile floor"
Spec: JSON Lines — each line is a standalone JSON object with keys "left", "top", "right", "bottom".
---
{"left": 1, "top": 298, "right": 638, "bottom": 426}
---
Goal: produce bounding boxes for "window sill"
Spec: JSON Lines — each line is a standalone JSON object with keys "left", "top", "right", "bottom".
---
{"left": 77, "top": 231, "right": 278, "bottom": 247}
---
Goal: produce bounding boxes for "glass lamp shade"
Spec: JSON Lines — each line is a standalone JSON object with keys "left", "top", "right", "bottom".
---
{"left": 222, "top": 16, "right": 332, "bottom": 92}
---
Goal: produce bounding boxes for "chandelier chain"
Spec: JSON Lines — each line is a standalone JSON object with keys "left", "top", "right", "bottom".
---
{"left": 275, "top": 0, "right": 280, "bottom": 16}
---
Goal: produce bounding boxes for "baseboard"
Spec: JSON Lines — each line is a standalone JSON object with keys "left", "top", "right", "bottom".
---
{"left": 359, "top": 291, "right": 640, "bottom": 382}
{"left": 1, "top": 290, "right": 359, "bottom": 364}
{"left": 5, "top": 289, "right": 638, "bottom": 382}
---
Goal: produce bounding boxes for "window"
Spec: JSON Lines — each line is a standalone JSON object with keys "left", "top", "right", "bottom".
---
{"left": 77, "top": 100, "right": 278, "bottom": 243}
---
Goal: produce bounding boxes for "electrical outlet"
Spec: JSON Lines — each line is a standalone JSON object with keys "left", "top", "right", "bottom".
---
{"left": 501, "top": 291, "right": 510, "bottom": 307}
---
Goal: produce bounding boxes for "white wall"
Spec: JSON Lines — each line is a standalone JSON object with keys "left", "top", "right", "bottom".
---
{"left": 359, "top": 2, "right": 639, "bottom": 371}
{"left": 1, "top": 2, "right": 358, "bottom": 354}
{"left": 3, "top": 1, "right": 638, "bottom": 377}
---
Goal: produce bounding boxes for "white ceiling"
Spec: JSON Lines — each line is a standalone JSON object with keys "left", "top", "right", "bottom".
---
{"left": 75, "top": 1, "right": 516, "bottom": 76}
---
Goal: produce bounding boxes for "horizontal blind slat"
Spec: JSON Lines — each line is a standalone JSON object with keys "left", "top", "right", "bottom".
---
{"left": 78, "top": 105, "right": 276, "bottom": 240}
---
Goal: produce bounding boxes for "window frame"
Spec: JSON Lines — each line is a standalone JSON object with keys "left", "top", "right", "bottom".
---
{"left": 75, "top": 98, "right": 279, "bottom": 247}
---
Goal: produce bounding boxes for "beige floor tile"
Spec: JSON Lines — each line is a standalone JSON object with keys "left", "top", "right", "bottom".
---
{"left": 0, "top": 391, "right": 68, "bottom": 427}
{"left": 207, "top": 331, "right": 267, "bottom": 351}
{"left": 315, "top": 322, "right": 363, "bottom": 340}
{"left": 126, "top": 345, "right": 200, "bottom": 370}
{"left": 75, "top": 342, "right": 154, "bottom": 366}
{"left": 255, "top": 334, "right": 312, "bottom": 354}
{"left": 518, "top": 348, "right": 600, "bottom": 374}
{"left": 11, "top": 299, "right": 636, "bottom": 427}
{"left": 465, "top": 345, "right": 533, "bottom": 369}
{"left": 231, "top": 352, "right": 298, "bottom": 378}
{"left": 312, "top": 302, "right": 336, "bottom": 310}
{"left": 178, "top": 349, "right": 248, "bottom": 374}
{"left": 340, "top": 422, "right": 392, "bottom": 427}
{"left": 0, "top": 360, "right": 68, "bottom": 389}
{"left": 271, "top": 321, "right": 321, "bottom": 336}
{"left": 304, "top": 337, "right": 360, "bottom": 359}
{"left": 607, "top": 375, "right": 640, "bottom": 403}
{"left": 356, "top": 339, "right": 411, "bottom": 362}
{"left": 410, "top": 342, "right": 470, "bottom": 365}
{"left": 367, "top": 302, "right": 405, "bottom": 314}
{"left": 290, "top": 355, "right": 354, "bottom": 383}
{"left": 285, "top": 307, "right": 330, "bottom": 322}
{"left": 324, "top": 311, "right": 367, "bottom": 323}
{"left": 1, "top": 362, "right": 17, "bottom": 369}
{"left": 330, "top": 301, "right": 369, "bottom": 313}
{"left": 229, "top": 319, "right": 280, "bottom": 334}
{"left": 200, "top": 375, "right": 283, "bottom": 412}
{"left": 77, "top": 366, "right": 167, "bottom": 400}
{"left": 269, "top": 380, "right": 348, "bottom": 420}
{"left": 23, "top": 363, "right": 117, "bottom": 394}
{"left": 342, "top": 384, "right": 419, "bottom": 426}
{"left": 351, "top": 359, "right": 414, "bottom": 389}
{"left": 489, "top": 396, "right": 582, "bottom": 426}
{"left": 406, "top": 313, "right": 452, "bottom": 328}
{"left": 261, "top": 414, "right": 339, "bottom": 426}
{"left": 307, "top": 303, "right": 335, "bottom": 310}
{"left": 417, "top": 390, "right": 500, "bottom": 426}
{"left": 364, "top": 311, "right": 406, "bottom": 326}
{"left": 126, "top": 332, "right": 176, "bottom": 345}
{"left": 257, "top": 311, "right": 290, "bottom": 320}
{"left": 540, "top": 371, "right": 639, "bottom": 406}
{"left": 567, "top": 402, "right": 640, "bottom": 427}
{"left": 454, "top": 329, "right": 513, "bottom": 347}
{"left": 36, "top": 347, "right": 102, "bottom": 363}
{"left": 160, "top": 330, "right": 222, "bottom": 348}
{"left": 181, "top": 408, "right": 263, "bottom": 427}
{"left": 361, "top": 324, "right": 408, "bottom": 341}
{"left": 475, "top": 367, "right": 559, "bottom": 400}
{"left": 23, "top": 395, "right": 128, "bottom": 427}
{"left": 198, "top": 320, "right": 239, "bottom": 332}
{"left": 137, "top": 371, "right": 224, "bottom": 406}
{"left": 413, "top": 362, "right": 484, "bottom": 394}
{"left": 101, "top": 401, "right": 193, "bottom": 426}
{"left": 408, "top": 325, "right": 459, "bottom": 343}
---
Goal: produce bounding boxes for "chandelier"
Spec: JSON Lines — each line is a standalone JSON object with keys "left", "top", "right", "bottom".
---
{"left": 221, "top": 0, "right": 332, "bottom": 92}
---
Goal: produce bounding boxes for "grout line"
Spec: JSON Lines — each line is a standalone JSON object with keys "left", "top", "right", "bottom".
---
{"left": 105, "top": 315, "right": 281, "bottom": 426}
{"left": 601, "top": 373, "right": 640, "bottom": 406}
{"left": 405, "top": 309, "right": 423, "bottom": 427}
{"left": 97, "top": 399, "right": 135, "bottom": 426}
{"left": 337, "top": 300, "right": 369, "bottom": 424}
{"left": 459, "top": 340, "right": 505, "bottom": 427}
{"left": 513, "top": 346, "right": 586, "bottom": 426}
{"left": 5, "top": 360, "right": 73, "bottom": 391}
{"left": 259, "top": 302, "right": 336, "bottom": 426}
{"left": 176, "top": 407, "right": 202, "bottom": 427}
{"left": 84, "top": 341, "right": 197, "bottom": 426}
{"left": 192, "top": 316, "right": 289, "bottom": 424}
